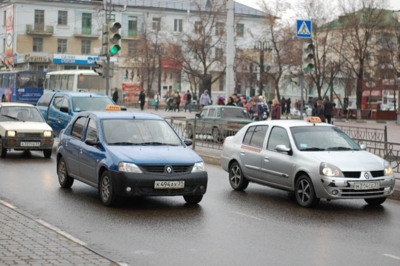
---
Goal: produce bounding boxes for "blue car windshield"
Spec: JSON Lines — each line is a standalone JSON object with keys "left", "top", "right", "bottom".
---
{"left": 72, "top": 97, "right": 114, "bottom": 112}
{"left": 290, "top": 126, "right": 360, "bottom": 151}
{"left": 102, "top": 119, "right": 182, "bottom": 146}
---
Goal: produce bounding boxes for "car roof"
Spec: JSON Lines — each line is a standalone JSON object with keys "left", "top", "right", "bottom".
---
{"left": 43, "top": 90, "right": 109, "bottom": 98}
{"left": 0, "top": 102, "right": 34, "bottom": 108}
{"left": 249, "top": 119, "right": 334, "bottom": 128}
{"left": 79, "top": 111, "right": 164, "bottom": 120}
{"left": 204, "top": 105, "right": 246, "bottom": 110}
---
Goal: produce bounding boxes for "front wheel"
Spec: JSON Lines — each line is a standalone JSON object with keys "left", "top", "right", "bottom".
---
{"left": 43, "top": 149, "right": 52, "bottom": 158}
{"left": 212, "top": 127, "right": 221, "bottom": 142}
{"left": 183, "top": 195, "right": 203, "bottom": 204}
{"left": 365, "top": 197, "right": 386, "bottom": 206}
{"left": 295, "top": 175, "right": 319, "bottom": 208}
{"left": 99, "top": 171, "right": 117, "bottom": 207}
{"left": 229, "top": 162, "right": 249, "bottom": 191}
{"left": 57, "top": 157, "right": 74, "bottom": 188}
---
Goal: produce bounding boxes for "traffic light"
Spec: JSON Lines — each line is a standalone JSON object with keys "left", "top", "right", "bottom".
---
{"left": 108, "top": 22, "right": 121, "bottom": 56}
{"left": 93, "top": 61, "right": 105, "bottom": 77}
{"left": 303, "top": 41, "right": 314, "bottom": 72}
{"left": 290, "top": 70, "right": 300, "bottom": 86}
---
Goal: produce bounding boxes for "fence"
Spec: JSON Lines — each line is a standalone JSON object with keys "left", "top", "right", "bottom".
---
{"left": 166, "top": 117, "right": 400, "bottom": 176}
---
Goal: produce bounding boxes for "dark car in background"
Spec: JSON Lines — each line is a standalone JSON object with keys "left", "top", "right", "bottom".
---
{"left": 185, "top": 105, "right": 252, "bottom": 142}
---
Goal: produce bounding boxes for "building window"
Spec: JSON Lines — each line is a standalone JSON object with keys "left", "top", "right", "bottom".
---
{"left": 216, "top": 22, "right": 224, "bottom": 36}
{"left": 33, "top": 38, "right": 43, "bottom": 52}
{"left": 236, "top": 23, "right": 244, "bottom": 37}
{"left": 174, "top": 19, "right": 183, "bottom": 32}
{"left": 152, "top": 17, "right": 161, "bottom": 31}
{"left": 215, "top": 48, "right": 223, "bottom": 59}
{"left": 82, "top": 13, "right": 92, "bottom": 35}
{"left": 128, "top": 41, "right": 138, "bottom": 58}
{"left": 34, "top": 10, "right": 44, "bottom": 31}
{"left": 58, "top": 39, "right": 67, "bottom": 53}
{"left": 81, "top": 40, "right": 91, "bottom": 54}
{"left": 195, "top": 21, "right": 203, "bottom": 34}
{"left": 58, "top": 11, "right": 68, "bottom": 25}
{"left": 128, "top": 16, "right": 137, "bottom": 36}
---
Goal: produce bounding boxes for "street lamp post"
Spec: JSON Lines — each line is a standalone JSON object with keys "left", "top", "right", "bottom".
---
{"left": 254, "top": 41, "right": 272, "bottom": 96}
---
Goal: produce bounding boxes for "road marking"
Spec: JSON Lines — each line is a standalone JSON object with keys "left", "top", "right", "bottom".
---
{"left": 234, "top": 211, "right": 263, "bottom": 221}
{"left": 383, "top": 254, "right": 400, "bottom": 260}
{"left": 0, "top": 200, "right": 16, "bottom": 209}
{"left": 36, "top": 219, "right": 87, "bottom": 246}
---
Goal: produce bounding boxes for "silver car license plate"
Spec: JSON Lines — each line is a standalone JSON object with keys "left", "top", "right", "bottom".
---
{"left": 354, "top": 182, "right": 380, "bottom": 190}
{"left": 154, "top": 181, "right": 185, "bottom": 189}
{"left": 20, "top": 142, "right": 41, "bottom": 147}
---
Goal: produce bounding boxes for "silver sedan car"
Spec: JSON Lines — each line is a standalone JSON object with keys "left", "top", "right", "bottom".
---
{"left": 221, "top": 119, "right": 395, "bottom": 208}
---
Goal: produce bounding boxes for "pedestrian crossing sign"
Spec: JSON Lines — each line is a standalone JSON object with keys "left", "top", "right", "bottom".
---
{"left": 296, "top": 20, "right": 312, "bottom": 38}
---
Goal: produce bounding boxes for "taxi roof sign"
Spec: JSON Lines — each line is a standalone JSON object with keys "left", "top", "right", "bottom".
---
{"left": 306, "top": 116, "right": 322, "bottom": 123}
{"left": 106, "top": 105, "right": 121, "bottom": 111}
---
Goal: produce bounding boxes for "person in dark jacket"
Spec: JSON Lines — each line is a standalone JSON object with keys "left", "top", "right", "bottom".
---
{"left": 139, "top": 90, "right": 146, "bottom": 110}
{"left": 315, "top": 100, "right": 325, "bottom": 121}
{"left": 280, "top": 97, "right": 286, "bottom": 115}
{"left": 323, "top": 96, "right": 333, "bottom": 123}
{"left": 112, "top": 87, "right": 119, "bottom": 104}
{"left": 286, "top": 98, "right": 291, "bottom": 116}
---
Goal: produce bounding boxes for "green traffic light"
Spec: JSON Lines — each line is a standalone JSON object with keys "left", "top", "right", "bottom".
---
{"left": 109, "top": 45, "right": 121, "bottom": 55}
{"left": 304, "top": 64, "right": 314, "bottom": 71}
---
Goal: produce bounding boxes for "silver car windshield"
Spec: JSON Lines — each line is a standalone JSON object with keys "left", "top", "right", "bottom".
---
{"left": 291, "top": 126, "right": 360, "bottom": 151}
{"left": 0, "top": 106, "right": 45, "bottom": 122}
{"left": 102, "top": 119, "right": 182, "bottom": 146}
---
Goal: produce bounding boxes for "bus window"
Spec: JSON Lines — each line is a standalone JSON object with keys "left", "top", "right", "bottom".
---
{"left": 9, "top": 74, "right": 15, "bottom": 88}
{"left": 49, "top": 75, "right": 56, "bottom": 90}
{"left": 0, "top": 75, "right": 3, "bottom": 88}
{"left": 77, "top": 75, "right": 106, "bottom": 92}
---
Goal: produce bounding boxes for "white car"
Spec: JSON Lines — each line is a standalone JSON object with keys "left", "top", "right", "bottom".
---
{"left": 0, "top": 103, "right": 54, "bottom": 158}
{"left": 221, "top": 119, "right": 395, "bottom": 208}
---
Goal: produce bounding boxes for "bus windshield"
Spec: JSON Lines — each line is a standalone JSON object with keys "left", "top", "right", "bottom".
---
{"left": 17, "top": 73, "right": 45, "bottom": 88}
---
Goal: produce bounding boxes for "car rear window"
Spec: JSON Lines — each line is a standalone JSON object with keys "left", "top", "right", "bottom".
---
{"left": 221, "top": 108, "right": 250, "bottom": 119}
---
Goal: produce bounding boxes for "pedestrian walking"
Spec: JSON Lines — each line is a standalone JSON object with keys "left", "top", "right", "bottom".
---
{"left": 226, "top": 96, "right": 235, "bottom": 106}
{"left": 315, "top": 100, "right": 325, "bottom": 121}
{"left": 184, "top": 90, "right": 192, "bottom": 112}
{"left": 280, "top": 97, "right": 286, "bottom": 115}
{"left": 286, "top": 98, "right": 291, "bottom": 116}
{"left": 139, "top": 90, "right": 146, "bottom": 111}
{"left": 174, "top": 92, "right": 181, "bottom": 112}
{"left": 112, "top": 87, "right": 119, "bottom": 104}
{"left": 153, "top": 92, "right": 161, "bottom": 111}
{"left": 323, "top": 96, "right": 333, "bottom": 123}
{"left": 199, "top": 90, "right": 211, "bottom": 109}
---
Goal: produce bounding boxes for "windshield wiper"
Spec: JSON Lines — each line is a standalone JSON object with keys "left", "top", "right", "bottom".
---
{"left": 300, "top": 147, "right": 325, "bottom": 151}
{"left": 141, "top": 142, "right": 179, "bottom": 146}
{"left": 1, "top": 114, "right": 19, "bottom": 121}
{"left": 326, "top": 147, "right": 353, "bottom": 151}
{"left": 108, "top": 142, "right": 140, "bottom": 145}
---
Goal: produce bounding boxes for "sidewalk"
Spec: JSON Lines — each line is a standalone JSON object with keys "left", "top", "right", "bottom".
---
{"left": 0, "top": 200, "right": 119, "bottom": 265}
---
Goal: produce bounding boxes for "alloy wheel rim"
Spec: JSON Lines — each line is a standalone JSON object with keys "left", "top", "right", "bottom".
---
{"left": 59, "top": 161, "right": 66, "bottom": 183}
{"left": 230, "top": 165, "right": 241, "bottom": 186}
{"left": 102, "top": 176, "right": 110, "bottom": 201}
{"left": 297, "top": 179, "right": 311, "bottom": 203}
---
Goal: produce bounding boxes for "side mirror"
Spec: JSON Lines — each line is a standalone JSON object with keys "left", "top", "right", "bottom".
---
{"left": 276, "top": 144, "right": 292, "bottom": 154}
{"left": 60, "top": 106, "right": 69, "bottom": 113}
{"left": 195, "top": 113, "right": 201, "bottom": 118}
{"left": 359, "top": 144, "right": 367, "bottom": 150}
{"left": 85, "top": 139, "right": 100, "bottom": 146}
{"left": 184, "top": 139, "right": 193, "bottom": 146}
{"left": 120, "top": 106, "right": 127, "bottom": 111}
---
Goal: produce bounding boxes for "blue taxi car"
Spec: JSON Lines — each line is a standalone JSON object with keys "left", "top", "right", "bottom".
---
{"left": 56, "top": 107, "right": 208, "bottom": 206}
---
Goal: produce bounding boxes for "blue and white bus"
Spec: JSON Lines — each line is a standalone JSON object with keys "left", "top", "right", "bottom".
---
{"left": 0, "top": 70, "right": 46, "bottom": 104}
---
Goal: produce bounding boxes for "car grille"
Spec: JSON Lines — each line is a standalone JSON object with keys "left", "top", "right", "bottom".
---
{"left": 342, "top": 170, "right": 384, "bottom": 178}
{"left": 17, "top": 133, "right": 42, "bottom": 138}
{"left": 139, "top": 164, "right": 193, "bottom": 174}
{"left": 341, "top": 188, "right": 385, "bottom": 197}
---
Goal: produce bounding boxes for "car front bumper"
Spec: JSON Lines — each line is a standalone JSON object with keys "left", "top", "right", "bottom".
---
{"left": 1, "top": 136, "right": 54, "bottom": 150}
{"left": 109, "top": 170, "right": 208, "bottom": 197}
{"left": 319, "top": 175, "right": 395, "bottom": 199}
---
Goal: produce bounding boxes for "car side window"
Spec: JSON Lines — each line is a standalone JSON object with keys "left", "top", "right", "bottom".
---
{"left": 85, "top": 118, "right": 98, "bottom": 142}
{"left": 37, "top": 93, "right": 53, "bottom": 107}
{"left": 71, "top": 117, "right": 87, "bottom": 140}
{"left": 242, "top": 125, "right": 268, "bottom": 148}
{"left": 53, "top": 96, "right": 64, "bottom": 110}
{"left": 267, "top": 126, "right": 290, "bottom": 151}
{"left": 200, "top": 109, "right": 208, "bottom": 118}
{"left": 208, "top": 108, "right": 216, "bottom": 118}
{"left": 61, "top": 96, "right": 70, "bottom": 110}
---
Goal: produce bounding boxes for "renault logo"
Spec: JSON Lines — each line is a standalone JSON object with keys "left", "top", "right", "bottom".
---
{"left": 166, "top": 166, "right": 173, "bottom": 174}
{"left": 364, "top": 172, "right": 370, "bottom": 179}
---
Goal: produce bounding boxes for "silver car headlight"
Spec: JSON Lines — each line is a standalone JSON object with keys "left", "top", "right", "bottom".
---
{"left": 320, "top": 162, "right": 343, "bottom": 177}
{"left": 6, "top": 130, "right": 16, "bottom": 137}
{"left": 384, "top": 161, "right": 393, "bottom": 176}
{"left": 43, "top": 130, "right": 52, "bottom": 137}
{"left": 192, "top": 162, "right": 205, "bottom": 173}
{"left": 119, "top": 162, "right": 143, "bottom": 173}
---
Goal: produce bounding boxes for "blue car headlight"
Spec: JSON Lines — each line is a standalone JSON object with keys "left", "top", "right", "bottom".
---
{"left": 384, "top": 161, "right": 393, "bottom": 176}
{"left": 192, "top": 162, "right": 205, "bottom": 173}
{"left": 320, "top": 162, "right": 343, "bottom": 177}
{"left": 119, "top": 162, "right": 143, "bottom": 173}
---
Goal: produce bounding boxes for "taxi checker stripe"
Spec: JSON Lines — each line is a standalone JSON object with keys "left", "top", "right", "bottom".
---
{"left": 241, "top": 145, "right": 262, "bottom": 153}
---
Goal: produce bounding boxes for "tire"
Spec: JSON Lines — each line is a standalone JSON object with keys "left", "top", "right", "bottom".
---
{"left": 365, "top": 197, "right": 386, "bottom": 206}
{"left": 99, "top": 171, "right": 116, "bottom": 207}
{"left": 295, "top": 175, "right": 320, "bottom": 208}
{"left": 43, "top": 149, "right": 52, "bottom": 158}
{"left": 183, "top": 195, "right": 203, "bottom": 204}
{"left": 229, "top": 162, "right": 249, "bottom": 191}
{"left": 0, "top": 139, "right": 7, "bottom": 158}
{"left": 212, "top": 127, "right": 220, "bottom": 142}
{"left": 57, "top": 157, "right": 74, "bottom": 188}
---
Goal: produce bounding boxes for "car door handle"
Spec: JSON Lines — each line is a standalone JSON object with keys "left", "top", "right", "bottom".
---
{"left": 240, "top": 151, "right": 245, "bottom": 155}
{"left": 264, "top": 157, "right": 270, "bottom": 162}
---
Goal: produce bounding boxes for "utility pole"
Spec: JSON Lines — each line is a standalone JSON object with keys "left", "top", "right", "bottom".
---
{"left": 225, "top": 0, "right": 235, "bottom": 99}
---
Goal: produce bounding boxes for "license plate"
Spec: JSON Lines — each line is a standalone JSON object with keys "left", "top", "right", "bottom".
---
{"left": 354, "top": 182, "right": 380, "bottom": 190}
{"left": 154, "top": 181, "right": 185, "bottom": 189}
{"left": 20, "top": 142, "right": 41, "bottom": 147}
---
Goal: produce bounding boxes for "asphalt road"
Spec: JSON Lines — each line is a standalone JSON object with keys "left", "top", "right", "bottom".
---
{"left": 1, "top": 148, "right": 400, "bottom": 266}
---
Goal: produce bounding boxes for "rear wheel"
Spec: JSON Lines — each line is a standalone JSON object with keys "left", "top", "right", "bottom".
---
{"left": 183, "top": 195, "right": 203, "bottom": 204}
{"left": 57, "top": 157, "right": 74, "bottom": 188}
{"left": 364, "top": 197, "right": 386, "bottom": 206}
{"left": 43, "top": 149, "right": 52, "bottom": 158}
{"left": 295, "top": 175, "right": 320, "bottom": 208}
{"left": 99, "top": 171, "right": 116, "bottom": 207}
{"left": 229, "top": 162, "right": 249, "bottom": 191}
